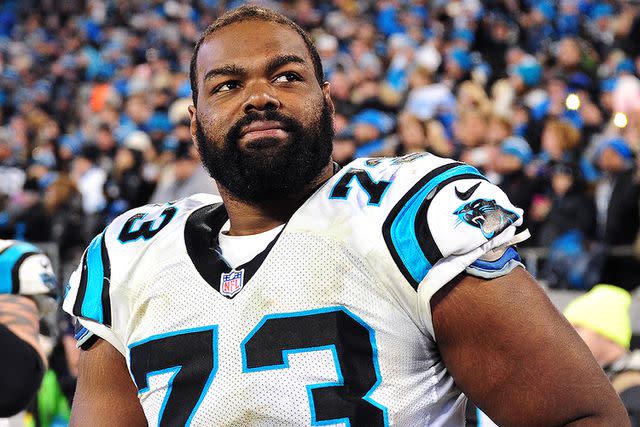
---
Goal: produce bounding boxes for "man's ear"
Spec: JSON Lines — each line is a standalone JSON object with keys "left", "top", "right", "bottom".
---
{"left": 322, "top": 82, "right": 335, "bottom": 116}
{"left": 188, "top": 105, "right": 199, "bottom": 149}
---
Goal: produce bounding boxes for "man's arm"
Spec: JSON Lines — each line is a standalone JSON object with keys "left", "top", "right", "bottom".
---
{"left": 431, "top": 267, "right": 630, "bottom": 427}
{"left": 0, "top": 295, "right": 45, "bottom": 416}
{"left": 70, "top": 338, "right": 147, "bottom": 427}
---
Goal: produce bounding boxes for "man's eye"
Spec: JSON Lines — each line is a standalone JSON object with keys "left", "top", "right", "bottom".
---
{"left": 214, "top": 81, "right": 240, "bottom": 93}
{"left": 274, "top": 73, "right": 301, "bottom": 83}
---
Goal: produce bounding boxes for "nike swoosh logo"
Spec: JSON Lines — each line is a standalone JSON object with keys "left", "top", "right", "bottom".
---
{"left": 455, "top": 182, "right": 481, "bottom": 200}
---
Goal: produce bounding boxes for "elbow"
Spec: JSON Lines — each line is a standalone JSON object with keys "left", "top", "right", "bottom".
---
{"left": 594, "top": 408, "right": 631, "bottom": 427}
{"left": 595, "top": 394, "right": 632, "bottom": 427}
{"left": 566, "top": 404, "right": 630, "bottom": 427}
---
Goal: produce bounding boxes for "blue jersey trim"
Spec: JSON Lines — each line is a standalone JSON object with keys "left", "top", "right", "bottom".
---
{"left": 0, "top": 242, "right": 39, "bottom": 294}
{"left": 389, "top": 164, "right": 483, "bottom": 284}
{"left": 74, "top": 326, "right": 90, "bottom": 341}
{"left": 80, "top": 234, "right": 105, "bottom": 323}
{"left": 470, "top": 247, "right": 521, "bottom": 271}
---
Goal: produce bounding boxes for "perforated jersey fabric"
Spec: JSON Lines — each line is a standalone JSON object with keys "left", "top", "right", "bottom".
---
{"left": 63, "top": 154, "right": 525, "bottom": 426}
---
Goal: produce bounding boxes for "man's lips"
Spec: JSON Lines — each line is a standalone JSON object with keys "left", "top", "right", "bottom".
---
{"left": 240, "top": 121, "right": 288, "bottom": 142}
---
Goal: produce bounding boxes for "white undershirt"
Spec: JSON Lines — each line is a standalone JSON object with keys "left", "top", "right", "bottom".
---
{"left": 218, "top": 220, "right": 285, "bottom": 268}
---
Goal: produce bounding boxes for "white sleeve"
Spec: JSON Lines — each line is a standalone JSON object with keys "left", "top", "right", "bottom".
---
{"left": 62, "top": 232, "right": 126, "bottom": 355}
{"left": 414, "top": 177, "right": 528, "bottom": 338}
{"left": 62, "top": 194, "right": 221, "bottom": 355}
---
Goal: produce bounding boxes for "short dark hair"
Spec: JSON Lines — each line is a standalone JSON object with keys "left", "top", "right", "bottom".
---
{"left": 189, "top": 6, "right": 324, "bottom": 106}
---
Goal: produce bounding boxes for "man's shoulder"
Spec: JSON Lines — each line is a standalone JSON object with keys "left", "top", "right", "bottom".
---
{"left": 304, "top": 153, "right": 493, "bottom": 228}
{"left": 95, "top": 193, "right": 222, "bottom": 285}
{"left": 63, "top": 193, "right": 223, "bottom": 336}
{"left": 104, "top": 193, "right": 222, "bottom": 244}
{"left": 299, "top": 154, "right": 524, "bottom": 287}
{"left": 313, "top": 153, "right": 457, "bottom": 207}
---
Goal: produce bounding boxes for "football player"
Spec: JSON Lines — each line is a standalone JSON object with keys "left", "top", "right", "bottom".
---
{"left": 0, "top": 239, "right": 57, "bottom": 417}
{"left": 64, "top": 6, "right": 629, "bottom": 426}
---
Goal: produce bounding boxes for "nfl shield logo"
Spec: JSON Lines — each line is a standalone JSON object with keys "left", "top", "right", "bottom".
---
{"left": 220, "top": 269, "right": 245, "bottom": 297}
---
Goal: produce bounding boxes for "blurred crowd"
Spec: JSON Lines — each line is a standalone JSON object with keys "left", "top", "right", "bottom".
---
{"left": 2, "top": 0, "right": 640, "bottom": 289}
{"left": 1, "top": 0, "right": 640, "bottom": 425}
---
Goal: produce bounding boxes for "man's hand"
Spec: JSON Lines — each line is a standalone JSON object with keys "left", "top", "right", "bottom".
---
{"left": 432, "top": 267, "right": 630, "bottom": 426}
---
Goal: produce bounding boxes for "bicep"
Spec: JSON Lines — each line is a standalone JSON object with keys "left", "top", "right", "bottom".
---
{"left": 431, "top": 267, "right": 627, "bottom": 427}
{"left": 71, "top": 338, "right": 146, "bottom": 427}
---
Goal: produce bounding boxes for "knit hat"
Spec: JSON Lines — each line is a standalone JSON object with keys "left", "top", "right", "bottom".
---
{"left": 600, "top": 78, "right": 617, "bottom": 93}
{"left": 535, "top": 1, "right": 556, "bottom": 21}
{"left": 590, "top": 3, "right": 614, "bottom": 20}
{"left": 501, "top": 136, "right": 533, "bottom": 165}
{"left": 616, "top": 58, "right": 635, "bottom": 75}
{"left": 597, "top": 137, "right": 634, "bottom": 162}
{"left": 510, "top": 58, "right": 543, "bottom": 87}
{"left": 563, "top": 284, "right": 632, "bottom": 349}
{"left": 448, "top": 49, "right": 473, "bottom": 72}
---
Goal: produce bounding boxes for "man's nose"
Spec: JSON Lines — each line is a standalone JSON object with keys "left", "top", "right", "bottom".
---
{"left": 242, "top": 81, "right": 281, "bottom": 113}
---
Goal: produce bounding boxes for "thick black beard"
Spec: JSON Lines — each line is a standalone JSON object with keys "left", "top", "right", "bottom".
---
{"left": 196, "top": 102, "right": 334, "bottom": 204}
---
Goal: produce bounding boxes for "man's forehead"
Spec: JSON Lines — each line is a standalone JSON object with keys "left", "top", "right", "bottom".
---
{"left": 197, "top": 20, "right": 313, "bottom": 76}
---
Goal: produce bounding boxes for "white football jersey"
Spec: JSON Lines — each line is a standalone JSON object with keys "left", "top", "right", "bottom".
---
{"left": 64, "top": 154, "right": 526, "bottom": 426}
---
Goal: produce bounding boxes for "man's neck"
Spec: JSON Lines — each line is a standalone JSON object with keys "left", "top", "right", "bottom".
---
{"left": 220, "top": 163, "right": 334, "bottom": 236}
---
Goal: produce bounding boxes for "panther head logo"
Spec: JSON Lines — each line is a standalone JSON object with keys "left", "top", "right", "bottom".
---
{"left": 453, "top": 199, "right": 519, "bottom": 239}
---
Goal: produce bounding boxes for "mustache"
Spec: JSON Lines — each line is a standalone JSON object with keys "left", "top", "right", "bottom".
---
{"left": 226, "top": 110, "right": 303, "bottom": 144}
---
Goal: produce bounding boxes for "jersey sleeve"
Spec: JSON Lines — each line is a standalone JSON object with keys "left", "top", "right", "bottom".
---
{"left": 62, "top": 194, "right": 221, "bottom": 354}
{"left": 414, "top": 175, "right": 527, "bottom": 338}
{"left": 62, "top": 230, "right": 125, "bottom": 353}
{"left": 375, "top": 158, "right": 528, "bottom": 338}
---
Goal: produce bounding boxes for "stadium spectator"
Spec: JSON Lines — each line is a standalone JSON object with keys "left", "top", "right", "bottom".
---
{"left": 331, "top": 130, "right": 357, "bottom": 167}
{"left": 595, "top": 137, "right": 640, "bottom": 290}
{"left": 42, "top": 173, "right": 85, "bottom": 261}
{"left": 536, "top": 162, "right": 600, "bottom": 289}
{"left": 93, "top": 123, "right": 118, "bottom": 174}
{"left": 103, "top": 132, "right": 156, "bottom": 224}
{"left": 0, "top": 3, "right": 637, "bottom": 421}
{"left": 564, "top": 285, "right": 640, "bottom": 423}
{"left": 392, "top": 112, "right": 452, "bottom": 158}
{"left": 70, "top": 145, "right": 106, "bottom": 217}
{"left": 528, "top": 118, "right": 581, "bottom": 180}
{"left": 537, "top": 162, "right": 596, "bottom": 247}
{"left": 485, "top": 114, "right": 513, "bottom": 147}
{"left": 149, "top": 142, "right": 218, "bottom": 204}
{"left": 0, "top": 239, "right": 57, "bottom": 418}
{"left": 491, "top": 136, "right": 536, "bottom": 227}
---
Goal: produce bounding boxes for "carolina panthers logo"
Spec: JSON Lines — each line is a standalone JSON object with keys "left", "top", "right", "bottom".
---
{"left": 453, "top": 199, "right": 519, "bottom": 239}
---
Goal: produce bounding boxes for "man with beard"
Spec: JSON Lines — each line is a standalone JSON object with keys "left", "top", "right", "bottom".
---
{"left": 63, "top": 6, "right": 629, "bottom": 426}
